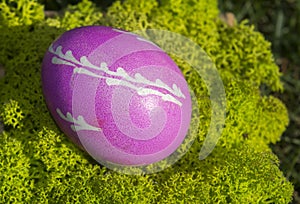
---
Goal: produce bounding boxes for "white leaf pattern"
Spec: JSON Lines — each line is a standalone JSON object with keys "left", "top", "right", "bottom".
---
{"left": 56, "top": 108, "right": 101, "bottom": 132}
{"left": 48, "top": 44, "right": 185, "bottom": 106}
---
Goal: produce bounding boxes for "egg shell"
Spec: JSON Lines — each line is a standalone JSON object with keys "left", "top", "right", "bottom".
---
{"left": 42, "top": 26, "right": 192, "bottom": 166}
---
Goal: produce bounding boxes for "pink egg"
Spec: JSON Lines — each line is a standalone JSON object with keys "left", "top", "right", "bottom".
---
{"left": 42, "top": 26, "right": 192, "bottom": 166}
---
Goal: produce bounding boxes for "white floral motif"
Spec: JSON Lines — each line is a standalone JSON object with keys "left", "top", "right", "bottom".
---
{"left": 56, "top": 108, "right": 101, "bottom": 132}
{"left": 49, "top": 44, "right": 185, "bottom": 106}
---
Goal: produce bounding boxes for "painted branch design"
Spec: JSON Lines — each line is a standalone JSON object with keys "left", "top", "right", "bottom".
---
{"left": 56, "top": 108, "right": 101, "bottom": 132}
{"left": 49, "top": 44, "right": 185, "bottom": 106}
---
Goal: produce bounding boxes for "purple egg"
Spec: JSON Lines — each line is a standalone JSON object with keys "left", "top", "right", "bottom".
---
{"left": 42, "top": 26, "right": 192, "bottom": 166}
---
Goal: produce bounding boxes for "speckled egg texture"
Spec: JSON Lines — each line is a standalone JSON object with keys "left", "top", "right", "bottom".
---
{"left": 42, "top": 26, "right": 192, "bottom": 166}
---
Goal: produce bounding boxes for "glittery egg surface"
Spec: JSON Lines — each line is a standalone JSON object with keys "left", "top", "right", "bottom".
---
{"left": 42, "top": 26, "right": 192, "bottom": 166}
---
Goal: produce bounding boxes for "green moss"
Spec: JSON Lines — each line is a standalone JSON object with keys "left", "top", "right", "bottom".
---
{"left": 0, "top": 131, "right": 34, "bottom": 203}
{"left": 0, "top": 100, "right": 25, "bottom": 128}
{"left": 0, "top": 0, "right": 293, "bottom": 203}
{"left": 155, "top": 145, "right": 292, "bottom": 203}
{"left": 0, "top": 0, "right": 44, "bottom": 27}
{"left": 215, "top": 21, "right": 283, "bottom": 91}
{"left": 60, "top": 0, "right": 103, "bottom": 29}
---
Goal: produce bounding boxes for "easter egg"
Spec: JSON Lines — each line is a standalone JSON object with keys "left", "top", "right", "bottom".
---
{"left": 42, "top": 26, "right": 192, "bottom": 166}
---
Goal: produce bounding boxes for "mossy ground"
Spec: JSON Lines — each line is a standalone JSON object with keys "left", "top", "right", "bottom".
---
{"left": 219, "top": 1, "right": 300, "bottom": 202}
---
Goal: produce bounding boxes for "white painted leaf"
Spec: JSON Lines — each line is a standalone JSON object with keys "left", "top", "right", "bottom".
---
{"left": 116, "top": 67, "right": 129, "bottom": 78}
{"left": 155, "top": 79, "right": 166, "bottom": 87}
{"left": 48, "top": 44, "right": 54, "bottom": 53}
{"left": 52, "top": 57, "right": 76, "bottom": 67}
{"left": 80, "top": 56, "right": 93, "bottom": 67}
{"left": 70, "top": 125, "right": 76, "bottom": 132}
{"left": 105, "top": 78, "right": 121, "bottom": 86}
{"left": 135, "top": 73, "right": 148, "bottom": 83}
{"left": 56, "top": 46, "right": 64, "bottom": 57}
{"left": 74, "top": 68, "right": 101, "bottom": 78}
{"left": 66, "top": 112, "right": 73, "bottom": 121}
{"left": 77, "top": 115, "right": 84, "bottom": 122}
{"left": 56, "top": 108, "right": 101, "bottom": 132}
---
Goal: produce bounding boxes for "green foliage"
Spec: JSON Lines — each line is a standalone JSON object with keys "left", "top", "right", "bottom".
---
{"left": 219, "top": 1, "right": 300, "bottom": 201}
{"left": 0, "top": 100, "right": 25, "bottom": 128}
{"left": 215, "top": 21, "right": 283, "bottom": 91}
{"left": 0, "top": 0, "right": 294, "bottom": 203}
{"left": 60, "top": 0, "right": 103, "bottom": 29}
{"left": 156, "top": 146, "right": 292, "bottom": 203}
{"left": 0, "top": 131, "right": 34, "bottom": 203}
{"left": 0, "top": 0, "right": 44, "bottom": 27}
